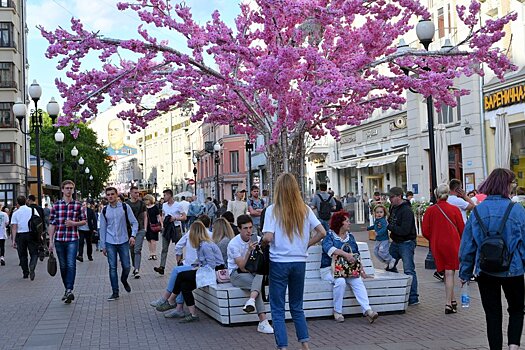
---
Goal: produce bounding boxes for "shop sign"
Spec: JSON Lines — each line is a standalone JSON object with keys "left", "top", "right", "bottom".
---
{"left": 340, "top": 133, "right": 356, "bottom": 144}
{"left": 484, "top": 84, "right": 525, "bottom": 111}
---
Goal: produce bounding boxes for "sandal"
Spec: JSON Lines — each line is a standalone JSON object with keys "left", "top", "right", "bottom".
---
{"left": 148, "top": 256, "right": 154, "bottom": 260}
{"left": 451, "top": 300, "right": 457, "bottom": 311}
{"left": 445, "top": 304, "right": 457, "bottom": 314}
{"left": 153, "top": 255, "right": 158, "bottom": 260}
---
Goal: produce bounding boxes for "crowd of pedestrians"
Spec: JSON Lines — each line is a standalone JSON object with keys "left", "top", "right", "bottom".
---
{"left": 1, "top": 169, "right": 525, "bottom": 350}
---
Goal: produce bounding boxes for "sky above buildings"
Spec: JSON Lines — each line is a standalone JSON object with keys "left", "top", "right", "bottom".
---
{"left": 26, "top": 0, "right": 241, "bottom": 112}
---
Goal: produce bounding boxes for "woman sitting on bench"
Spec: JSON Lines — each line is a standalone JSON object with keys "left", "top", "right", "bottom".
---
{"left": 320, "top": 210, "right": 378, "bottom": 323}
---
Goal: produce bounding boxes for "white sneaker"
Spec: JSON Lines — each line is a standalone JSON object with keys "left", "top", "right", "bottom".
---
{"left": 150, "top": 297, "right": 165, "bottom": 308}
{"left": 257, "top": 320, "right": 274, "bottom": 334}
{"left": 333, "top": 311, "right": 345, "bottom": 323}
{"left": 365, "top": 309, "right": 379, "bottom": 323}
{"left": 243, "top": 298, "right": 256, "bottom": 313}
{"left": 387, "top": 259, "right": 396, "bottom": 270}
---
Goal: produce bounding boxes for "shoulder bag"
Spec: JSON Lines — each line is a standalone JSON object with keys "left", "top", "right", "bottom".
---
{"left": 331, "top": 242, "right": 362, "bottom": 278}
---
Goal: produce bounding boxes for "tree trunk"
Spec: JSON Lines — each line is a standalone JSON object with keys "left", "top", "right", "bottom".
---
{"left": 265, "top": 130, "right": 306, "bottom": 201}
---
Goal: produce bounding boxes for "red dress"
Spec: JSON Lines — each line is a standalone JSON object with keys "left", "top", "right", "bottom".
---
{"left": 422, "top": 200, "right": 465, "bottom": 271}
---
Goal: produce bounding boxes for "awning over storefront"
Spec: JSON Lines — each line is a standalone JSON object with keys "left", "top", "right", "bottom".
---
{"left": 330, "top": 158, "right": 362, "bottom": 169}
{"left": 356, "top": 152, "right": 406, "bottom": 169}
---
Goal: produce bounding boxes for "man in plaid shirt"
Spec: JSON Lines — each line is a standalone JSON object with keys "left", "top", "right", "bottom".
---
{"left": 48, "top": 180, "right": 86, "bottom": 304}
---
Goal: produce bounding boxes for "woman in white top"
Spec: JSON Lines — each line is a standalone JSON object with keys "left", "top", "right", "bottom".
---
{"left": 262, "top": 173, "right": 326, "bottom": 350}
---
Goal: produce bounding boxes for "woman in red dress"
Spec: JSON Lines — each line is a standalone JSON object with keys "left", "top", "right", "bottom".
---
{"left": 422, "top": 184, "right": 465, "bottom": 314}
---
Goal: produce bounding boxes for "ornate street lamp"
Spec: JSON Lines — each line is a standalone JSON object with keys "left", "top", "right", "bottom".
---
{"left": 192, "top": 153, "right": 199, "bottom": 196}
{"left": 245, "top": 140, "right": 254, "bottom": 191}
{"left": 12, "top": 80, "right": 60, "bottom": 204}
{"left": 214, "top": 142, "right": 222, "bottom": 201}
{"left": 54, "top": 129, "right": 65, "bottom": 187}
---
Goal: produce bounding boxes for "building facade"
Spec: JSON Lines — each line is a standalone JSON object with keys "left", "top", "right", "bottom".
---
{"left": 0, "top": 0, "right": 27, "bottom": 208}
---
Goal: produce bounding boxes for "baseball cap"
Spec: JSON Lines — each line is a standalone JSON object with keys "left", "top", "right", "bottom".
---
{"left": 239, "top": 189, "right": 247, "bottom": 193}
{"left": 387, "top": 187, "right": 404, "bottom": 197}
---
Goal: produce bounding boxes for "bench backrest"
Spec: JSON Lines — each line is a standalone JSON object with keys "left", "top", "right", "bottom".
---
{"left": 306, "top": 242, "right": 375, "bottom": 280}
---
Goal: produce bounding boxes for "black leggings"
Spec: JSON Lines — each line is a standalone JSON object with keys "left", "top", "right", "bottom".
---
{"left": 477, "top": 272, "right": 524, "bottom": 349}
{"left": 173, "top": 270, "right": 197, "bottom": 307}
{"left": 0, "top": 239, "right": 4, "bottom": 257}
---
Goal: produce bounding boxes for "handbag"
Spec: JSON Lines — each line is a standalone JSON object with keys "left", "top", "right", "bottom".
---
{"left": 245, "top": 245, "right": 268, "bottom": 274}
{"left": 331, "top": 242, "right": 362, "bottom": 278}
{"left": 196, "top": 265, "right": 217, "bottom": 288}
{"left": 149, "top": 223, "right": 162, "bottom": 233}
{"left": 47, "top": 252, "right": 57, "bottom": 277}
{"left": 216, "top": 269, "right": 230, "bottom": 283}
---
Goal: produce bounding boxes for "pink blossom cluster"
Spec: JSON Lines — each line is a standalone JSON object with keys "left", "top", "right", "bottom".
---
{"left": 40, "top": 0, "right": 516, "bottom": 144}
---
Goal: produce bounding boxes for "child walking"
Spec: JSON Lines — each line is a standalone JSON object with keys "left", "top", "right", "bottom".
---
{"left": 367, "top": 205, "right": 395, "bottom": 270}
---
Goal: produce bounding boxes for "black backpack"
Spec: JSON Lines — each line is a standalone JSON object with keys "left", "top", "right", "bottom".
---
{"left": 28, "top": 207, "right": 44, "bottom": 242}
{"left": 472, "top": 202, "right": 515, "bottom": 273}
{"left": 317, "top": 194, "right": 333, "bottom": 220}
{"left": 102, "top": 204, "right": 132, "bottom": 237}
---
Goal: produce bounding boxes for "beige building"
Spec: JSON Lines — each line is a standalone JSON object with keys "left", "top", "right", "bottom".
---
{"left": 136, "top": 101, "right": 202, "bottom": 198}
{"left": 0, "top": 0, "right": 28, "bottom": 207}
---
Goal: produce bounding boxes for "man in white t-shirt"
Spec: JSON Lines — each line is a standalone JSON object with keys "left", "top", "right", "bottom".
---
{"left": 0, "top": 207, "right": 9, "bottom": 265}
{"left": 227, "top": 214, "right": 273, "bottom": 334}
{"left": 447, "top": 179, "right": 475, "bottom": 223}
{"left": 154, "top": 189, "right": 187, "bottom": 275}
{"left": 227, "top": 190, "right": 248, "bottom": 225}
{"left": 11, "top": 195, "right": 40, "bottom": 280}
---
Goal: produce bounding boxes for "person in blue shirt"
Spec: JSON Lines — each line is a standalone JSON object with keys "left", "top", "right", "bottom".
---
{"left": 459, "top": 168, "right": 525, "bottom": 350}
{"left": 367, "top": 205, "right": 395, "bottom": 270}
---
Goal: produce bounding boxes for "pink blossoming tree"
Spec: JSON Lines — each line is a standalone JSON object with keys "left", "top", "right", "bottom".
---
{"left": 40, "top": 0, "right": 516, "bottom": 188}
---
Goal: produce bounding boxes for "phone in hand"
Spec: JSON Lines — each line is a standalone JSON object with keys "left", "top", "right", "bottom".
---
{"left": 250, "top": 233, "right": 258, "bottom": 243}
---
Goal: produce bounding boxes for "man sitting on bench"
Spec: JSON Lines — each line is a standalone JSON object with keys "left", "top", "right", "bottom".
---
{"left": 227, "top": 215, "right": 273, "bottom": 334}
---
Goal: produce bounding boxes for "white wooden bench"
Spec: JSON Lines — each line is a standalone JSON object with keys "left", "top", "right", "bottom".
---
{"left": 194, "top": 242, "right": 412, "bottom": 325}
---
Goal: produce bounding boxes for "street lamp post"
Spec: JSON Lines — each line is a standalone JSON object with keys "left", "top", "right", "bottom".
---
{"left": 55, "top": 129, "right": 65, "bottom": 187}
{"left": 12, "top": 80, "right": 60, "bottom": 205}
{"left": 77, "top": 156, "right": 84, "bottom": 199}
{"left": 245, "top": 140, "right": 253, "bottom": 191}
{"left": 83, "top": 166, "right": 90, "bottom": 199}
{"left": 89, "top": 174, "right": 93, "bottom": 197}
{"left": 214, "top": 142, "right": 221, "bottom": 202}
{"left": 192, "top": 154, "right": 199, "bottom": 196}
{"left": 153, "top": 178, "right": 158, "bottom": 201}
{"left": 398, "top": 19, "right": 439, "bottom": 269}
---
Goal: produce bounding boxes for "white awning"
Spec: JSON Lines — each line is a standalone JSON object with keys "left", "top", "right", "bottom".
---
{"left": 330, "top": 158, "right": 362, "bottom": 169}
{"left": 356, "top": 152, "right": 406, "bottom": 169}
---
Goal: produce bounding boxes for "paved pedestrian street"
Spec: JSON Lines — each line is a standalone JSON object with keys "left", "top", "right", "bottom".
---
{"left": 0, "top": 230, "right": 514, "bottom": 350}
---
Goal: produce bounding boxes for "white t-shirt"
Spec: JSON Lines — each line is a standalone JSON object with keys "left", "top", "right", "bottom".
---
{"left": 227, "top": 233, "right": 260, "bottom": 274}
{"left": 179, "top": 200, "right": 190, "bottom": 215}
{"left": 162, "top": 201, "right": 184, "bottom": 227}
{"left": 447, "top": 195, "right": 469, "bottom": 223}
{"left": 262, "top": 205, "right": 320, "bottom": 263}
{"left": 0, "top": 211, "right": 9, "bottom": 239}
{"left": 11, "top": 205, "right": 38, "bottom": 233}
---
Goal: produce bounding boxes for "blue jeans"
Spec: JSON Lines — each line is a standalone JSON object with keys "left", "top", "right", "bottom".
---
{"left": 167, "top": 265, "right": 192, "bottom": 305}
{"left": 105, "top": 242, "right": 131, "bottom": 294}
{"left": 269, "top": 261, "right": 309, "bottom": 348}
{"left": 55, "top": 240, "right": 79, "bottom": 291}
{"left": 389, "top": 240, "right": 419, "bottom": 304}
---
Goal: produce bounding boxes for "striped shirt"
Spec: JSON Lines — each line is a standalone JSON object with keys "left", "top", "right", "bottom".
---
{"left": 50, "top": 199, "right": 86, "bottom": 242}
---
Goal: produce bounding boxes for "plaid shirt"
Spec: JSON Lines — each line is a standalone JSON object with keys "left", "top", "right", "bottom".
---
{"left": 50, "top": 199, "right": 86, "bottom": 242}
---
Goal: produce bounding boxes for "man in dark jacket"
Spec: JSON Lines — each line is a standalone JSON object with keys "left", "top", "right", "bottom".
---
{"left": 387, "top": 187, "right": 419, "bottom": 306}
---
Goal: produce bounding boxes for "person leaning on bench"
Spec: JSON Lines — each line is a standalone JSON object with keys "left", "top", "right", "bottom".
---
{"left": 227, "top": 214, "right": 274, "bottom": 334}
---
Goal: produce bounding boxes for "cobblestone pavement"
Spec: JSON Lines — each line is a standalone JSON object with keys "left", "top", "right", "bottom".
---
{"left": 0, "top": 228, "right": 515, "bottom": 350}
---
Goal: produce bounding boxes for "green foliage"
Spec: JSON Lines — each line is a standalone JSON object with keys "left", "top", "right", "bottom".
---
{"left": 29, "top": 113, "right": 112, "bottom": 198}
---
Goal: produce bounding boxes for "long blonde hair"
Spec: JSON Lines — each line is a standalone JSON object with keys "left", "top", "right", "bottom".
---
{"left": 189, "top": 221, "right": 212, "bottom": 248}
{"left": 272, "top": 173, "right": 308, "bottom": 242}
{"left": 212, "top": 217, "right": 235, "bottom": 243}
